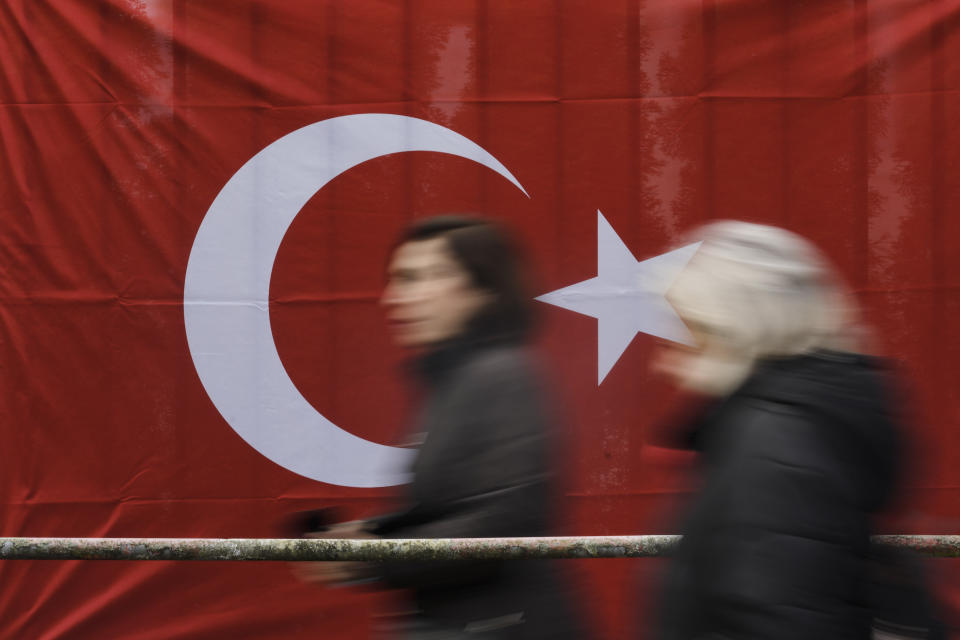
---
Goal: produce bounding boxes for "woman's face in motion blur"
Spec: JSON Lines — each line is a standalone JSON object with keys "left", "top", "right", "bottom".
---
{"left": 653, "top": 316, "right": 710, "bottom": 389}
{"left": 381, "top": 237, "right": 491, "bottom": 348}
{"left": 654, "top": 300, "right": 751, "bottom": 397}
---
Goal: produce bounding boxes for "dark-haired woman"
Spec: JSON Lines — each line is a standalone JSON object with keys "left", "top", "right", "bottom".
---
{"left": 307, "top": 216, "right": 582, "bottom": 639}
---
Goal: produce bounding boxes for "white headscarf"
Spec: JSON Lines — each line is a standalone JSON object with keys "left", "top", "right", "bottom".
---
{"left": 665, "top": 221, "right": 861, "bottom": 395}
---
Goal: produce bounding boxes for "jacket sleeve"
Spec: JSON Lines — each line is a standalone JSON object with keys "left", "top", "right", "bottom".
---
{"left": 695, "top": 405, "right": 867, "bottom": 639}
{"left": 371, "top": 356, "right": 554, "bottom": 589}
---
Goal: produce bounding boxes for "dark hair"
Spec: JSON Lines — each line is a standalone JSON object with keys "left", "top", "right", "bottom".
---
{"left": 395, "top": 215, "right": 536, "bottom": 342}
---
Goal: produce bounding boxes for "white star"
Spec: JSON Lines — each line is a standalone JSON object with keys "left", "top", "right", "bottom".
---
{"left": 536, "top": 211, "right": 700, "bottom": 384}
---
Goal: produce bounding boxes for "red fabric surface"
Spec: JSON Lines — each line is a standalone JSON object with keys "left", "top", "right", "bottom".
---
{"left": 3, "top": 1, "right": 960, "bottom": 637}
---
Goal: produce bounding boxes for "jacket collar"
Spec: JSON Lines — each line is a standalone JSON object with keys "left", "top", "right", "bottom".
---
{"left": 412, "top": 323, "right": 520, "bottom": 388}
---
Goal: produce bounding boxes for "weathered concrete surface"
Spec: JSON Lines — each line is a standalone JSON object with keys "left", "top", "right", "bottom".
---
{"left": 0, "top": 535, "right": 957, "bottom": 561}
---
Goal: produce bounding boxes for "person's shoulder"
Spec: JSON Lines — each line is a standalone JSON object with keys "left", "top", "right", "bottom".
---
{"left": 460, "top": 344, "right": 536, "bottom": 378}
{"left": 719, "top": 397, "right": 827, "bottom": 465}
{"left": 450, "top": 345, "right": 545, "bottom": 400}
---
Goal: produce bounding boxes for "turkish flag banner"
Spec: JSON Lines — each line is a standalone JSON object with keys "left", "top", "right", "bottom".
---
{"left": 2, "top": 1, "right": 960, "bottom": 638}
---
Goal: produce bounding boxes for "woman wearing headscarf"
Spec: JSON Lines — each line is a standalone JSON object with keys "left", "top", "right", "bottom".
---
{"left": 650, "top": 221, "right": 939, "bottom": 640}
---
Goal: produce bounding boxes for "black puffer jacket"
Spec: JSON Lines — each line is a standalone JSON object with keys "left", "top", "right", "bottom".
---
{"left": 656, "top": 350, "right": 904, "bottom": 640}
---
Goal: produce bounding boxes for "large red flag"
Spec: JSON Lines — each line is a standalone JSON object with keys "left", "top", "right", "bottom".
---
{"left": 2, "top": 1, "right": 960, "bottom": 638}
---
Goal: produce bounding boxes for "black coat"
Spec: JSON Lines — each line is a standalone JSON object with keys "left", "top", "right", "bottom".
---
{"left": 656, "top": 350, "right": 905, "bottom": 640}
{"left": 371, "top": 338, "right": 581, "bottom": 638}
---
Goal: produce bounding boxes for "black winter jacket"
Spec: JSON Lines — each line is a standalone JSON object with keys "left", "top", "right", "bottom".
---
{"left": 371, "top": 337, "right": 581, "bottom": 638}
{"left": 656, "top": 350, "right": 904, "bottom": 640}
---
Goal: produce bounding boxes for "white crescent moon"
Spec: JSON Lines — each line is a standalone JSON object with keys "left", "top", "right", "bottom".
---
{"left": 184, "top": 114, "right": 528, "bottom": 488}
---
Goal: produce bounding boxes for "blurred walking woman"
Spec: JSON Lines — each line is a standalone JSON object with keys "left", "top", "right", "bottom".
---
{"left": 313, "top": 216, "right": 580, "bottom": 639}
{"left": 651, "top": 222, "right": 923, "bottom": 639}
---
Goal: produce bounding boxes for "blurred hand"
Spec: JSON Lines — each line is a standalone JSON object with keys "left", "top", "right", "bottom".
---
{"left": 291, "top": 520, "right": 379, "bottom": 586}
